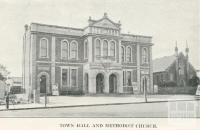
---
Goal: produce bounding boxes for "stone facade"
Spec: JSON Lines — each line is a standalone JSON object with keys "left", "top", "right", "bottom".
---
{"left": 23, "top": 13, "right": 153, "bottom": 102}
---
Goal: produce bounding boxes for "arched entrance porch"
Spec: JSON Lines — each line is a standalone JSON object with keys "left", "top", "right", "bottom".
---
{"left": 96, "top": 73, "right": 104, "bottom": 93}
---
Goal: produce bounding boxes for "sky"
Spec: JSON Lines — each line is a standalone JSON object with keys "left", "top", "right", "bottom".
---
{"left": 0, "top": 0, "right": 199, "bottom": 77}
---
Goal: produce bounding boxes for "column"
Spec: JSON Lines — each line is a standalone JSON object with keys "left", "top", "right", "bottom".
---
{"left": 88, "top": 71, "right": 96, "bottom": 94}
{"left": 51, "top": 36, "right": 56, "bottom": 88}
{"left": 149, "top": 46, "right": 153, "bottom": 94}
{"left": 137, "top": 43, "right": 141, "bottom": 94}
{"left": 88, "top": 36, "right": 93, "bottom": 62}
{"left": 118, "top": 71, "right": 123, "bottom": 93}
{"left": 118, "top": 40, "right": 122, "bottom": 63}
{"left": 104, "top": 73, "right": 109, "bottom": 93}
{"left": 30, "top": 34, "right": 39, "bottom": 103}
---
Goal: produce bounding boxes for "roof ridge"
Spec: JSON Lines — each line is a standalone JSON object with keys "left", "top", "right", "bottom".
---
{"left": 31, "top": 22, "right": 84, "bottom": 31}
{"left": 153, "top": 54, "right": 176, "bottom": 60}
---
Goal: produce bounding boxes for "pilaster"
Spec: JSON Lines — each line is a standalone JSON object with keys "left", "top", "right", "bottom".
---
{"left": 51, "top": 36, "right": 56, "bottom": 87}
{"left": 118, "top": 71, "right": 123, "bottom": 93}
{"left": 104, "top": 73, "right": 109, "bottom": 93}
{"left": 137, "top": 43, "right": 141, "bottom": 93}
{"left": 118, "top": 40, "right": 122, "bottom": 63}
{"left": 88, "top": 71, "right": 96, "bottom": 93}
{"left": 149, "top": 46, "right": 153, "bottom": 94}
{"left": 88, "top": 36, "right": 93, "bottom": 62}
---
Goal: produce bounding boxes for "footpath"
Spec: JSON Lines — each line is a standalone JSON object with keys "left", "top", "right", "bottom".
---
{"left": 0, "top": 95, "right": 199, "bottom": 111}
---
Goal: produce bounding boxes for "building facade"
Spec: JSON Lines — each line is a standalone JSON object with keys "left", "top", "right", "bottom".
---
{"left": 153, "top": 44, "right": 196, "bottom": 87}
{"left": 23, "top": 13, "right": 153, "bottom": 102}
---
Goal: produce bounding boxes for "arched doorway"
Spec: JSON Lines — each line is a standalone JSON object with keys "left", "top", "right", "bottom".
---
{"left": 37, "top": 72, "right": 50, "bottom": 94}
{"left": 109, "top": 74, "right": 117, "bottom": 93}
{"left": 84, "top": 73, "right": 89, "bottom": 93}
{"left": 180, "top": 79, "right": 185, "bottom": 87}
{"left": 40, "top": 75, "right": 47, "bottom": 93}
{"left": 96, "top": 73, "right": 104, "bottom": 93}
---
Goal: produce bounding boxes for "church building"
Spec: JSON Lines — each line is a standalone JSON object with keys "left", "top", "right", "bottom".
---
{"left": 23, "top": 13, "right": 153, "bottom": 102}
{"left": 153, "top": 43, "right": 196, "bottom": 87}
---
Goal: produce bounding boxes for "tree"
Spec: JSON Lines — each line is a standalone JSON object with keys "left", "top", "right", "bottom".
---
{"left": 189, "top": 75, "right": 200, "bottom": 87}
{"left": 0, "top": 64, "right": 10, "bottom": 80}
{"left": 0, "top": 73, "right": 6, "bottom": 81}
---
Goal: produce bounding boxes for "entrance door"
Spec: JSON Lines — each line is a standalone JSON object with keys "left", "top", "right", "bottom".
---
{"left": 40, "top": 75, "right": 46, "bottom": 93}
{"left": 109, "top": 74, "right": 117, "bottom": 93}
{"left": 96, "top": 73, "right": 104, "bottom": 93}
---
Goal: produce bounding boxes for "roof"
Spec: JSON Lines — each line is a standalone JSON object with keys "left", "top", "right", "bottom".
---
{"left": 88, "top": 13, "right": 121, "bottom": 29}
{"left": 153, "top": 55, "right": 177, "bottom": 73}
{"left": 30, "top": 23, "right": 84, "bottom": 36}
{"left": 121, "top": 33, "right": 152, "bottom": 43}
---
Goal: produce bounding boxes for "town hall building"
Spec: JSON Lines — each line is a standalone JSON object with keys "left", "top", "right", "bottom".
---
{"left": 23, "top": 13, "right": 153, "bottom": 102}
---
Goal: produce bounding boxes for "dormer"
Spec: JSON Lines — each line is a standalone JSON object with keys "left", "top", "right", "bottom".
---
{"left": 84, "top": 13, "right": 121, "bottom": 36}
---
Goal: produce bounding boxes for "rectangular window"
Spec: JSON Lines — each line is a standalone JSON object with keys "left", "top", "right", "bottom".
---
{"left": 62, "top": 69, "right": 68, "bottom": 87}
{"left": 71, "top": 69, "right": 77, "bottom": 87}
{"left": 40, "top": 39, "right": 48, "bottom": 58}
{"left": 123, "top": 71, "right": 126, "bottom": 86}
{"left": 132, "top": 70, "right": 137, "bottom": 82}
{"left": 127, "top": 71, "right": 132, "bottom": 86}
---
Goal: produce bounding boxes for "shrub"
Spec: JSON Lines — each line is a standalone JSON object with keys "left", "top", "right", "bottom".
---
{"left": 158, "top": 81, "right": 177, "bottom": 87}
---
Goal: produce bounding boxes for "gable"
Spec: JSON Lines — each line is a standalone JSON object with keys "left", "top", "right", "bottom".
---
{"left": 153, "top": 55, "right": 177, "bottom": 73}
{"left": 92, "top": 18, "right": 119, "bottom": 29}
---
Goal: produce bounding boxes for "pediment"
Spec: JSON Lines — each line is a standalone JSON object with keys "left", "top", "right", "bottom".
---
{"left": 92, "top": 18, "right": 119, "bottom": 29}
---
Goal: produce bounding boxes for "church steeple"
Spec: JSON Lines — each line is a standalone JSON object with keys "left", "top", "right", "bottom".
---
{"left": 185, "top": 40, "right": 189, "bottom": 59}
{"left": 175, "top": 41, "right": 178, "bottom": 56}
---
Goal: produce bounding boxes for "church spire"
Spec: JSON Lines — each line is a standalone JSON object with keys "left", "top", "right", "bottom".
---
{"left": 175, "top": 41, "right": 178, "bottom": 56}
{"left": 185, "top": 40, "right": 189, "bottom": 60}
{"left": 185, "top": 40, "right": 189, "bottom": 54}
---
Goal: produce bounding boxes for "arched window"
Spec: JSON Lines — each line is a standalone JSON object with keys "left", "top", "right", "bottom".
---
{"left": 70, "top": 41, "right": 78, "bottom": 59}
{"left": 103, "top": 40, "right": 108, "bottom": 57}
{"left": 61, "top": 40, "right": 68, "bottom": 59}
{"left": 142, "top": 48, "right": 148, "bottom": 64}
{"left": 121, "top": 46, "right": 125, "bottom": 62}
{"left": 127, "top": 47, "right": 132, "bottom": 62}
{"left": 110, "top": 41, "right": 115, "bottom": 57}
{"left": 95, "top": 39, "right": 101, "bottom": 59}
{"left": 40, "top": 38, "right": 48, "bottom": 58}
{"left": 84, "top": 40, "right": 88, "bottom": 59}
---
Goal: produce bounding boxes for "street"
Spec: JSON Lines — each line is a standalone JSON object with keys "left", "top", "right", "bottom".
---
{"left": 0, "top": 100, "right": 199, "bottom": 118}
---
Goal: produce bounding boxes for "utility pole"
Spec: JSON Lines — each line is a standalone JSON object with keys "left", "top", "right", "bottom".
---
{"left": 144, "top": 77, "right": 147, "bottom": 103}
{"left": 45, "top": 84, "right": 47, "bottom": 107}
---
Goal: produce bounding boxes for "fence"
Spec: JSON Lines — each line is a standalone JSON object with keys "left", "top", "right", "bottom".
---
{"left": 158, "top": 86, "right": 197, "bottom": 95}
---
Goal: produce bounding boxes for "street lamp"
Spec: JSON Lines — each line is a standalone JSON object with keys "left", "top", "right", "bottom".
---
{"left": 45, "top": 83, "right": 47, "bottom": 107}
{"left": 144, "top": 77, "right": 147, "bottom": 103}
